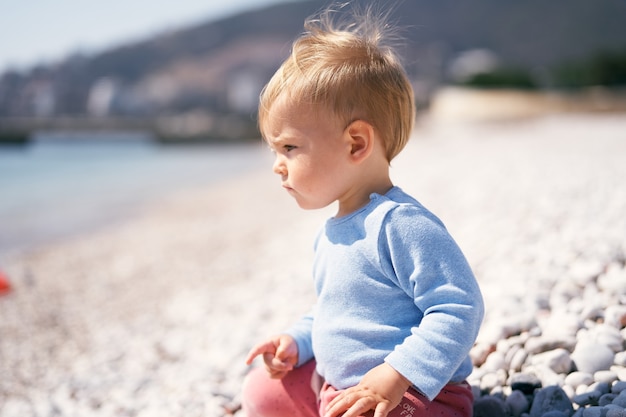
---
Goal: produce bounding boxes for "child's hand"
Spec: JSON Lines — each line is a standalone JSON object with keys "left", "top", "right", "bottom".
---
{"left": 323, "top": 363, "right": 412, "bottom": 417}
{"left": 244, "top": 334, "right": 299, "bottom": 379}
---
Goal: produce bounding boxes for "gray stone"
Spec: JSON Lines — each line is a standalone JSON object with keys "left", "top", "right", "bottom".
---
{"left": 543, "top": 412, "right": 570, "bottom": 417}
{"left": 613, "top": 390, "right": 626, "bottom": 408}
{"left": 612, "top": 381, "right": 626, "bottom": 395}
{"left": 571, "top": 343, "right": 615, "bottom": 374}
{"left": 590, "top": 382, "right": 612, "bottom": 396}
{"left": 471, "top": 384, "right": 482, "bottom": 400}
{"left": 606, "top": 407, "right": 626, "bottom": 417}
{"left": 600, "top": 394, "right": 618, "bottom": 407}
{"left": 573, "top": 390, "right": 602, "bottom": 407}
{"left": 510, "top": 373, "right": 542, "bottom": 395}
{"left": 506, "top": 390, "right": 530, "bottom": 417}
{"left": 582, "top": 406, "right": 606, "bottom": 417}
{"left": 473, "top": 395, "right": 507, "bottom": 417}
{"left": 529, "top": 386, "right": 574, "bottom": 417}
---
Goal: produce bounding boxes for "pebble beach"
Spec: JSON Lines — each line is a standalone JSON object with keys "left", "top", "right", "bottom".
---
{"left": 1, "top": 113, "right": 625, "bottom": 417}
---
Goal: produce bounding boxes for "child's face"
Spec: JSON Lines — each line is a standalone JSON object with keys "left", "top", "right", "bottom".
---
{"left": 263, "top": 98, "right": 353, "bottom": 211}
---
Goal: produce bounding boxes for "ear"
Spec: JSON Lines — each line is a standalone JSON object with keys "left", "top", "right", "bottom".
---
{"left": 345, "top": 120, "right": 375, "bottom": 164}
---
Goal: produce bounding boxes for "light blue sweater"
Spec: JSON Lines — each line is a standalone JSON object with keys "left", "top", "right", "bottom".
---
{"left": 287, "top": 187, "right": 484, "bottom": 401}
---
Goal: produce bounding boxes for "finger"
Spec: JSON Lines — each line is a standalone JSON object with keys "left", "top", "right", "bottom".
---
{"left": 373, "top": 402, "right": 392, "bottom": 417}
{"left": 264, "top": 353, "right": 287, "bottom": 367}
{"left": 325, "top": 389, "right": 350, "bottom": 410}
{"left": 245, "top": 342, "right": 274, "bottom": 364}
{"left": 268, "top": 369, "right": 289, "bottom": 379}
{"left": 324, "top": 391, "right": 358, "bottom": 417}
{"left": 265, "top": 355, "right": 295, "bottom": 375}
{"left": 244, "top": 348, "right": 262, "bottom": 365}
{"left": 327, "top": 397, "right": 373, "bottom": 417}
{"left": 274, "top": 344, "right": 297, "bottom": 367}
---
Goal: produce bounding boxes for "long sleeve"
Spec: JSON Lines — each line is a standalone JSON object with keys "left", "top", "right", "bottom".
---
{"left": 380, "top": 206, "right": 484, "bottom": 400}
{"left": 286, "top": 309, "right": 315, "bottom": 366}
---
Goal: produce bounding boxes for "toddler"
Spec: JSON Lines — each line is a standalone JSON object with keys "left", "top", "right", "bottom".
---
{"left": 242, "top": 5, "right": 484, "bottom": 417}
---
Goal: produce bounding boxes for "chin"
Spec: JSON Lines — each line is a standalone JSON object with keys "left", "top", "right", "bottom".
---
{"left": 295, "top": 199, "right": 333, "bottom": 211}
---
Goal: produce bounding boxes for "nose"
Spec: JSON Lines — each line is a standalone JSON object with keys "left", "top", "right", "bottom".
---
{"left": 273, "top": 154, "right": 287, "bottom": 177}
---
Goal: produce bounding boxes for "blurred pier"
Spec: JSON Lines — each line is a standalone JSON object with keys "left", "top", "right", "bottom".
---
{"left": 0, "top": 114, "right": 260, "bottom": 144}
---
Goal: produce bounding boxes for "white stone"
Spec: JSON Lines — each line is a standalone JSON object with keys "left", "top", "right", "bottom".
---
{"left": 605, "top": 305, "right": 626, "bottom": 329}
{"left": 610, "top": 365, "right": 626, "bottom": 382}
{"left": 581, "top": 324, "right": 624, "bottom": 353}
{"left": 598, "top": 263, "right": 626, "bottom": 294}
{"left": 615, "top": 352, "right": 626, "bottom": 367}
{"left": 482, "top": 351, "right": 507, "bottom": 372}
{"left": 480, "top": 370, "right": 507, "bottom": 392}
{"left": 571, "top": 342, "right": 615, "bottom": 374}
{"left": 565, "top": 371, "right": 595, "bottom": 389}
{"left": 580, "top": 304, "right": 605, "bottom": 322}
{"left": 595, "top": 370, "right": 618, "bottom": 384}
{"left": 509, "top": 346, "right": 529, "bottom": 372}
{"left": 546, "top": 307, "right": 576, "bottom": 331}
{"left": 570, "top": 260, "right": 604, "bottom": 287}
{"left": 470, "top": 342, "right": 493, "bottom": 367}
{"left": 522, "top": 364, "right": 565, "bottom": 388}
{"left": 531, "top": 348, "right": 572, "bottom": 374}
{"left": 563, "top": 384, "right": 576, "bottom": 400}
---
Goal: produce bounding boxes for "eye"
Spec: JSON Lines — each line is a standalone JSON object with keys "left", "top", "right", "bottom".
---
{"left": 284, "top": 144, "right": 297, "bottom": 152}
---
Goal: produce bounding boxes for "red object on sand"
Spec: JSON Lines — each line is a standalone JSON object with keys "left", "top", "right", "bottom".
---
{"left": 0, "top": 270, "right": 11, "bottom": 295}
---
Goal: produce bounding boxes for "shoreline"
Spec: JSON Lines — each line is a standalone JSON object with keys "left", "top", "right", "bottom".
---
{"left": 0, "top": 140, "right": 269, "bottom": 262}
{"left": 1, "top": 113, "right": 625, "bottom": 416}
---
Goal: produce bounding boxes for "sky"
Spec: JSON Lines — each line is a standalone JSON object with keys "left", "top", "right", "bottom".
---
{"left": 0, "top": 0, "right": 295, "bottom": 73}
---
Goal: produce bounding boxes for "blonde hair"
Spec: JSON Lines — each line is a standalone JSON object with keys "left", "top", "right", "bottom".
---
{"left": 258, "top": 4, "right": 415, "bottom": 161}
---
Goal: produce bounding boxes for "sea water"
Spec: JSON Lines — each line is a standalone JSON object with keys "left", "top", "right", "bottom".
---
{"left": 0, "top": 132, "right": 269, "bottom": 259}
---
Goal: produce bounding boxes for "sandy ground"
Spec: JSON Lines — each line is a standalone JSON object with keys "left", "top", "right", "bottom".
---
{"left": 0, "top": 113, "right": 625, "bottom": 416}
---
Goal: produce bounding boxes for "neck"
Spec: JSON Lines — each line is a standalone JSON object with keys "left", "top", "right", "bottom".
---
{"left": 336, "top": 166, "right": 393, "bottom": 218}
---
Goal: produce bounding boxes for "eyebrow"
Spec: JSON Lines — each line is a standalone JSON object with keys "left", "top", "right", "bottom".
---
{"left": 267, "top": 135, "right": 296, "bottom": 149}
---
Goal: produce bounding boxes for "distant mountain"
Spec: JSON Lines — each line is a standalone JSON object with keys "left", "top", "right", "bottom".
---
{"left": 1, "top": 0, "right": 625, "bottom": 120}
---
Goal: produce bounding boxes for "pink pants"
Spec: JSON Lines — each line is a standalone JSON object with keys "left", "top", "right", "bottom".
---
{"left": 241, "top": 361, "right": 474, "bottom": 417}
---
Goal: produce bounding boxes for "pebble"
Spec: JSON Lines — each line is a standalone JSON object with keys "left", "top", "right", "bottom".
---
{"left": 613, "top": 392, "right": 626, "bottom": 408}
{"left": 605, "top": 306, "right": 626, "bottom": 329}
{"left": 595, "top": 371, "right": 618, "bottom": 385}
{"left": 509, "top": 373, "right": 542, "bottom": 395}
{"left": 473, "top": 396, "right": 507, "bottom": 417}
{"left": 505, "top": 390, "right": 530, "bottom": 417}
{"left": 573, "top": 390, "right": 602, "bottom": 407}
{"left": 571, "top": 343, "right": 616, "bottom": 374}
{"left": 566, "top": 372, "right": 595, "bottom": 387}
{"left": 615, "top": 353, "right": 626, "bottom": 367}
{"left": 1, "top": 117, "right": 626, "bottom": 417}
{"left": 530, "top": 348, "right": 573, "bottom": 374}
{"left": 613, "top": 382, "right": 626, "bottom": 395}
{"left": 529, "top": 386, "right": 574, "bottom": 417}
